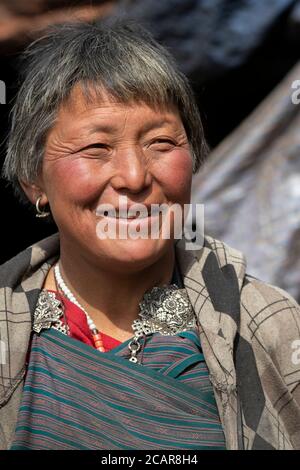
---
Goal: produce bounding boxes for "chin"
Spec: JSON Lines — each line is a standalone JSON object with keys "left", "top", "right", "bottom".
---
{"left": 97, "top": 238, "right": 173, "bottom": 273}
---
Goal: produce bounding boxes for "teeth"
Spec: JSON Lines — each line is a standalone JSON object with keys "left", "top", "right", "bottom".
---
{"left": 116, "top": 209, "right": 150, "bottom": 219}
{"left": 96, "top": 205, "right": 167, "bottom": 218}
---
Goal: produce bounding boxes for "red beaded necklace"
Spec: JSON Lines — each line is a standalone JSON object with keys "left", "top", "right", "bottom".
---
{"left": 54, "top": 263, "right": 106, "bottom": 353}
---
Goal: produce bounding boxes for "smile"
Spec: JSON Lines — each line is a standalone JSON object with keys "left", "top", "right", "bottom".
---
{"left": 95, "top": 205, "right": 166, "bottom": 219}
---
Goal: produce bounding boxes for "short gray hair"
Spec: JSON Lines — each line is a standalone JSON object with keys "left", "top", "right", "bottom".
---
{"left": 2, "top": 19, "right": 208, "bottom": 206}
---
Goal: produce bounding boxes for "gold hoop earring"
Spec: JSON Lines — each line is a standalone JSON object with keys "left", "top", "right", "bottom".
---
{"left": 35, "top": 196, "right": 50, "bottom": 218}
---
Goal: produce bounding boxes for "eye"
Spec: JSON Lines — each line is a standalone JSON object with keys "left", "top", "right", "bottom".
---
{"left": 149, "top": 138, "right": 177, "bottom": 152}
{"left": 80, "top": 143, "right": 109, "bottom": 151}
{"left": 78, "top": 143, "right": 111, "bottom": 158}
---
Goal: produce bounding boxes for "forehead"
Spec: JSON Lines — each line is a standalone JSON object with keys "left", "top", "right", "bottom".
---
{"left": 55, "top": 83, "right": 183, "bottom": 129}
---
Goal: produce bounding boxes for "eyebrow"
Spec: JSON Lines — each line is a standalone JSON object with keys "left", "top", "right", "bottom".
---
{"left": 87, "top": 118, "right": 179, "bottom": 136}
{"left": 88, "top": 124, "right": 118, "bottom": 135}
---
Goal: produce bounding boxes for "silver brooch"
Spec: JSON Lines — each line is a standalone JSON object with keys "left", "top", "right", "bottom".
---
{"left": 33, "top": 290, "right": 67, "bottom": 334}
{"left": 128, "top": 284, "right": 196, "bottom": 363}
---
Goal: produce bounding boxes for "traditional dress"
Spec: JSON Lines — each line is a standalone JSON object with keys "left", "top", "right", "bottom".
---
{"left": 11, "top": 269, "right": 226, "bottom": 449}
{"left": 1, "top": 233, "right": 300, "bottom": 449}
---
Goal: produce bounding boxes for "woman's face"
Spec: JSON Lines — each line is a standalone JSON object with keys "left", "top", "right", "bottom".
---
{"left": 35, "top": 85, "right": 193, "bottom": 272}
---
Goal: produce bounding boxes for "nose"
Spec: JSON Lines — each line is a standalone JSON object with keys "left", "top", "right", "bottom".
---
{"left": 110, "top": 145, "right": 152, "bottom": 194}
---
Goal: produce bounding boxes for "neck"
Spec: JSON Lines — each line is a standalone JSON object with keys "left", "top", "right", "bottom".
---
{"left": 55, "top": 239, "right": 175, "bottom": 341}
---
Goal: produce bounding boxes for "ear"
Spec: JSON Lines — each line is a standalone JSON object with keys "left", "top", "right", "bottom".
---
{"left": 19, "top": 179, "right": 48, "bottom": 207}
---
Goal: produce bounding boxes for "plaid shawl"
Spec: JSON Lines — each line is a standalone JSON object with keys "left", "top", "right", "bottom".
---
{"left": 0, "top": 232, "right": 300, "bottom": 449}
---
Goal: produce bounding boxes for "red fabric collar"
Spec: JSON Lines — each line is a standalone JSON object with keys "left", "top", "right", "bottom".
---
{"left": 47, "top": 290, "right": 122, "bottom": 351}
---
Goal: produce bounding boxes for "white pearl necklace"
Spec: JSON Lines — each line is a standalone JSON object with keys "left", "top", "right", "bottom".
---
{"left": 54, "top": 263, "right": 97, "bottom": 332}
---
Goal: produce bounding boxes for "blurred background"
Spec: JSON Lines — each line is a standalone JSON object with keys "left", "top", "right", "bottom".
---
{"left": 1, "top": 0, "right": 300, "bottom": 300}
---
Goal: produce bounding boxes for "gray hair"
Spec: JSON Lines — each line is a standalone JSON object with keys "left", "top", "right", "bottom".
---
{"left": 2, "top": 19, "right": 208, "bottom": 206}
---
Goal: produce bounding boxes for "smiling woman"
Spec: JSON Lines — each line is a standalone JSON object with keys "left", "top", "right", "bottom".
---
{"left": 1, "top": 19, "right": 300, "bottom": 451}
{"left": 33, "top": 85, "right": 193, "bottom": 271}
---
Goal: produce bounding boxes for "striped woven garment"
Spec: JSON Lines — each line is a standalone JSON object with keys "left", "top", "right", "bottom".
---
{"left": 11, "top": 327, "right": 226, "bottom": 450}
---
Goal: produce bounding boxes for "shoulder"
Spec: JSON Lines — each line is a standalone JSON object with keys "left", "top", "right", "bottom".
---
{"left": 239, "top": 274, "right": 300, "bottom": 369}
{"left": 202, "top": 234, "right": 300, "bottom": 340}
{"left": 241, "top": 273, "right": 300, "bottom": 327}
{"left": 0, "top": 232, "right": 60, "bottom": 289}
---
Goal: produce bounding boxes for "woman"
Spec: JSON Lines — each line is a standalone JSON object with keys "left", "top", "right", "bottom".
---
{"left": 0, "top": 20, "right": 300, "bottom": 450}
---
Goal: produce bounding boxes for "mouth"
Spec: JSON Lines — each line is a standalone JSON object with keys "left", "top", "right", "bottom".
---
{"left": 96, "top": 205, "right": 166, "bottom": 220}
{"left": 95, "top": 203, "right": 174, "bottom": 240}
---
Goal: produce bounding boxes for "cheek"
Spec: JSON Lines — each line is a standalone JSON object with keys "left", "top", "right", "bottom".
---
{"left": 43, "top": 159, "right": 107, "bottom": 204}
{"left": 155, "top": 150, "right": 193, "bottom": 202}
